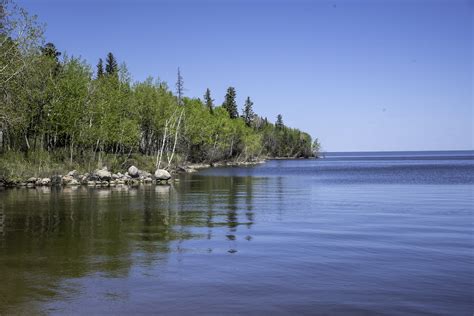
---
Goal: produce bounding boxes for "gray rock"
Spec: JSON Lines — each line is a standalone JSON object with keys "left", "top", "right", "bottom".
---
{"left": 154, "top": 169, "right": 171, "bottom": 181}
{"left": 40, "top": 178, "right": 51, "bottom": 185}
{"left": 62, "top": 175, "right": 75, "bottom": 184}
{"left": 138, "top": 169, "right": 151, "bottom": 178}
{"left": 128, "top": 165, "right": 139, "bottom": 178}
{"left": 95, "top": 168, "right": 112, "bottom": 181}
{"left": 27, "top": 177, "right": 37, "bottom": 183}
{"left": 67, "top": 170, "right": 78, "bottom": 177}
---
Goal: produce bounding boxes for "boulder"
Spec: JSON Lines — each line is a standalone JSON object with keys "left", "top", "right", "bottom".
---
{"left": 67, "top": 170, "right": 78, "bottom": 177}
{"left": 128, "top": 165, "right": 139, "bottom": 178}
{"left": 154, "top": 169, "right": 171, "bottom": 181}
{"left": 40, "top": 178, "right": 51, "bottom": 186}
{"left": 95, "top": 168, "right": 112, "bottom": 181}
{"left": 27, "top": 177, "right": 37, "bottom": 183}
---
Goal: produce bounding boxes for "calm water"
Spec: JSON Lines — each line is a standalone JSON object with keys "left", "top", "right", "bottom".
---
{"left": 0, "top": 151, "right": 473, "bottom": 315}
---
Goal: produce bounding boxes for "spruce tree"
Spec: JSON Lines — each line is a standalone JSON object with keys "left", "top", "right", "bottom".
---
{"left": 41, "top": 42, "right": 61, "bottom": 61}
{"left": 242, "top": 96, "right": 254, "bottom": 127}
{"left": 276, "top": 114, "right": 284, "bottom": 129}
{"left": 105, "top": 52, "right": 118, "bottom": 75}
{"left": 223, "top": 87, "right": 238, "bottom": 119}
{"left": 204, "top": 88, "right": 214, "bottom": 114}
{"left": 96, "top": 58, "right": 104, "bottom": 78}
{"left": 176, "top": 67, "right": 184, "bottom": 105}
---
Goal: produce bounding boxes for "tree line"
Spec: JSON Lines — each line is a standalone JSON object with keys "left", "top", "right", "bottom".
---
{"left": 0, "top": 0, "right": 320, "bottom": 170}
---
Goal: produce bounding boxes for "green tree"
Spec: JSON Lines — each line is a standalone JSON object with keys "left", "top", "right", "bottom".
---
{"left": 222, "top": 87, "right": 238, "bottom": 119}
{"left": 242, "top": 96, "right": 254, "bottom": 127}
{"left": 276, "top": 114, "right": 284, "bottom": 129}
{"left": 204, "top": 88, "right": 214, "bottom": 114}
{"left": 96, "top": 58, "right": 104, "bottom": 78}
{"left": 105, "top": 52, "right": 118, "bottom": 75}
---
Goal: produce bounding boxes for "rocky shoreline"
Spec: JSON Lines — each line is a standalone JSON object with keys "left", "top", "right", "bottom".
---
{"left": 0, "top": 159, "right": 266, "bottom": 188}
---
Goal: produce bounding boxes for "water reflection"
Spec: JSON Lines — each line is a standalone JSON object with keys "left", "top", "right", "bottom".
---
{"left": 0, "top": 175, "right": 261, "bottom": 313}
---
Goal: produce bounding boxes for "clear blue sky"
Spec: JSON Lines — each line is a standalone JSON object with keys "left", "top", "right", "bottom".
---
{"left": 19, "top": 0, "right": 473, "bottom": 152}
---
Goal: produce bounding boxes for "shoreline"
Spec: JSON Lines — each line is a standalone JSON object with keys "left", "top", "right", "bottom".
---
{"left": 0, "top": 159, "right": 268, "bottom": 189}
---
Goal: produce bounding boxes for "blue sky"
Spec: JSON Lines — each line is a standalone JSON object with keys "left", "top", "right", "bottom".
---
{"left": 19, "top": 0, "right": 472, "bottom": 152}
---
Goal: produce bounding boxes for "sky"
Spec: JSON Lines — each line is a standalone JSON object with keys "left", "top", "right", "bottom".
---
{"left": 18, "top": 0, "right": 473, "bottom": 152}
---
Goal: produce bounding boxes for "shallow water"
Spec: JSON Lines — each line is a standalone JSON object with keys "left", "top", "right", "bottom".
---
{"left": 0, "top": 151, "right": 473, "bottom": 315}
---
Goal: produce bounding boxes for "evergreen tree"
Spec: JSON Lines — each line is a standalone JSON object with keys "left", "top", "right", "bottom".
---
{"left": 176, "top": 67, "right": 184, "bottom": 105}
{"left": 242, "top": 96, "right": 254, "bottom": 127}
{"left": 41, "top": 42, "right": 61, "bottom": 61}
{"left": 223, "top": 87, "right": 238, "bottom": 119}
{"left": 204, "top": 88, "right": 214, "bottom": 113}
{"left": 276, "top": 114, "right": 284, "bottom": 129}
{"left": 105, "top": 52, "right": 118, "bottom": 75}
{"left": 96, "top": 58, "right": 104, "bottom": 78}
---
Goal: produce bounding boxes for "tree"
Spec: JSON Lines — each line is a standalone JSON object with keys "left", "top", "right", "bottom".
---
{"left": 242, "top": 96, "right": 254, "bottom": 127}
{"left": 176, "top": 67, "right": 184, "bottom": 106}
{"left": 276, "top": 114, "right": 284, "bottom": 129}
{"left": 105, "top": 52, "right": 118, "bottom": 75}
{"left": 204, "top": 88, "right": 214, "bottom": 114}
{"left": 96, "top": 58, "right": 104, "bottom": 78}
{"left": 223, "top": 87, "right": 238, "bottom": 119}
{"left": 41, "top": 42, "right": 61, "bottom": 60}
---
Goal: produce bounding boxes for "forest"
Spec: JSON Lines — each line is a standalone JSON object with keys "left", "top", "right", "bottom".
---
{"left": 0, "top": 0, "right": 320, "bottom": 179}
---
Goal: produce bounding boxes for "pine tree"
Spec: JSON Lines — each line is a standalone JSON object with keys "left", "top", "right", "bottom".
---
{"left": 276, "top": 114, "right": 284, "bottom": 129}
{"left": 96, "top": 58, "right": 104, "bottom": 78}
{"left": 204, "top": 88, "right": 214, "bottom": 114}
{"left": 176, "top": 67, "right": 184, "bottom": 105}
{"left": 41, "top": 42, "right": 61, "bottom": 61}
{"left": 105, "top": 52, "right": 118, "bottom": 75}
{"left": 242, "top": 96, "right": 254, "bottom": 127}
{"left": 223, "top": 87, "right": 238, "bottom": 119}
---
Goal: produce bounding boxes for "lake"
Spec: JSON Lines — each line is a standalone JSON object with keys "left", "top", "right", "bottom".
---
{"left": 0, "top": 151, "right": 473, "bottom": 315}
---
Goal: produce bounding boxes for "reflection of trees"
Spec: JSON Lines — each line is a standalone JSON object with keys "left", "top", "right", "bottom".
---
{"left": 0, "top": 173, "right": 262, "bottom": 313}
{"left": 0, "top": 186, "right": 183, "bottom": 314}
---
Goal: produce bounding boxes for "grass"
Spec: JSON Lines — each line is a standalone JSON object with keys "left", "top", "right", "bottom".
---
{"left": 0, "top": 149, "right": 174, "bottom": 182}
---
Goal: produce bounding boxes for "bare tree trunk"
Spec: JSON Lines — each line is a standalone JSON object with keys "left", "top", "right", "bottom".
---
{"left": 167, "top": 109, "right": 184, "bottom": 168}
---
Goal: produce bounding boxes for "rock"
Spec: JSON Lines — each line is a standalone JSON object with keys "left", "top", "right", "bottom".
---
{"left": 68, "top": 179, "right": 80, "bottom": 186}
{"left": 62, "top": 175, "right": 75, "bottom": 184}
{"left": 40, "top": 178, "right": 51, "bottom": 186}
{"left": 27, "top": 177, "right": 37, "bottom": 183}
{"left": 154, "top": 169, "right": 171, "bottom": 181}
{"left": 87, "top": 181, "right": 96, "bottom": 186}
{"left": 51, "top": 175, "right": 62, "bottom": 186}
{"left": 111, "top": 173, "right": 119, "bottom": 180}
{"left": 95, "top": 168, "right": 112, "bottom": 181}
{"left": 128, "top": 165, "right": 139, "bottom": 178}
{"left": 138, "top": 169, "right": 151, "bottom": 178}
{"left": 67, "top": 170, "right": 78, "bottom": 177}
{"left": 144, "top": 177, "right": 153, "bottom": 183}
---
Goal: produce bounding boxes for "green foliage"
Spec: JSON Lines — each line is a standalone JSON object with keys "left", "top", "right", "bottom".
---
{"left": 204, "top": 88, "right": 213, "bottom": 114}
{"left": 222, "top": 87, "right": 238, "bottom": 119}
{"left": 96, "top": 58, "right": 104, "bottom": 78}
{"left": 242, "top": 96, "right": 254, "bottom": 127}
{"left": 0, "top": 0, "right": 319, "bottom": 174}
{"left": 105, "top": 52, "right": 118, "bottom": 75}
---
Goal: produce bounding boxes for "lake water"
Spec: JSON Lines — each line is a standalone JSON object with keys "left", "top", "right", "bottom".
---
{"left": 0, "top": 151, "right": 473, "bottom": 315}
